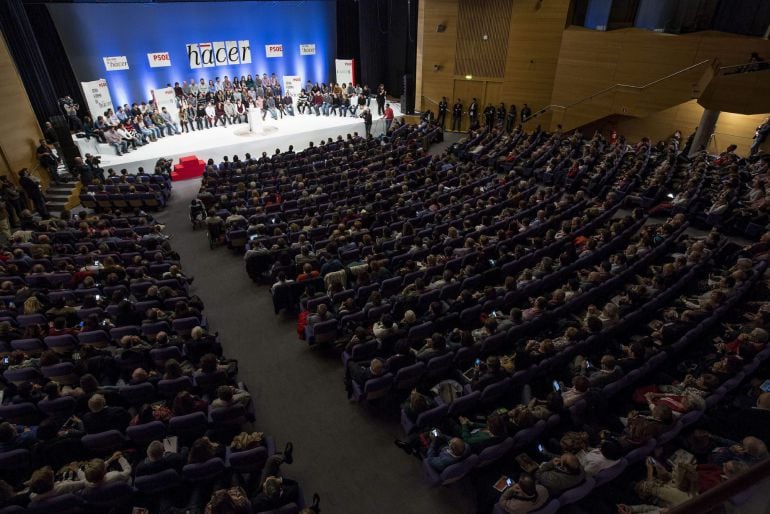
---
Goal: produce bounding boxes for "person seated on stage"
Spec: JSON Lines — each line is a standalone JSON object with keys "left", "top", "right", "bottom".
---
{"left": 204, "top": 101, "right": 216, "bottom": 128}
{"left": 224, "top": 99, "right": 238, "bottom": 125}
{"left": 160, "top": 107, "right": 180, "bottom": 134}
{"left": 215, "top": 102, "right": 227, "bottom": 127}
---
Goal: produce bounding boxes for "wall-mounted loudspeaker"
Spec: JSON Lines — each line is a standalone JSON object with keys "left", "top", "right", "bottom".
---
{"left": 436, "top": 24, "right": 446, "bottom": 32}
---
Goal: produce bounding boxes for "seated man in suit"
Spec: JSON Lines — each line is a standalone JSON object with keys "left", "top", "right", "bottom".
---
{"left": 535, "top": 452, "right": 585, "bottom": 495}
{"left": 135, "top": 440, "right": 186, "bottom": 477}
{"left": 345, "top": 357, "right": 385, "bottom": 400}
{"left": 83, "top": 393, "right": 131, "bottom": 434}
{"left": 425, "top": 435, "right": 470, "bottom": 473}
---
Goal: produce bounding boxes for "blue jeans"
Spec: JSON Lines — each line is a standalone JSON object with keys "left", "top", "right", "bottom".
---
{"left": 285, "top": 105, "right": 294, "bottom": 116}
{"left": 110, "top": 141, "right": 128, "bottom": 155}
{"left": 322, "top": 102, "right": 330, "bottom": 116}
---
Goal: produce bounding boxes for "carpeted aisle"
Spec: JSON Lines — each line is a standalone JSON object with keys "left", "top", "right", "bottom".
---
{"left": 155, "top": 176, "right": 474, "bottom": 514}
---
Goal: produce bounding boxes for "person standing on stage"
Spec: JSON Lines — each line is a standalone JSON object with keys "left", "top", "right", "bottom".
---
{"left": 361, "top": 108, "right": 373, "bottom": 138}
{"left": 452, "top": 98, "right": 463, "bottom": 131}
{"left": 376, "top": 84, "right": 387, "bottom": 116}
{"left": 383, "top": 103, "right": 394, "bottom": 133}
{"left": 437, "top": 97, "right": 448, "bottom": 131}
{"left": 362, "top": 84, "right": 372, "bottom": 107}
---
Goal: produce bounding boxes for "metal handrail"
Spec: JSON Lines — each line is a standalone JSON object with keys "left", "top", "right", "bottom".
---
{"left": 718, "top": 59, "right": 770, "bottom": 74}
{"left": 422, "top": 95, "right": 441, "bottom": 108}
{"left": 527, "top": 58, "right": 715, "bottom": 121}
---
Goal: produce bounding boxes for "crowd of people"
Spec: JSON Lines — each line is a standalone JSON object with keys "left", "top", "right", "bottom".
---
{"left": 0, "top": 170, "right": 321, "bottom": 513}
{"left": 186, "top": 112, "right": 770, "bottom": 513}
{"left": 66, "top": 73, "right": 390, "bottom": 157}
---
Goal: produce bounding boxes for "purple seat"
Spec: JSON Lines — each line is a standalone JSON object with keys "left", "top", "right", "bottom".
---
{"left": 158, "top": 376, "right": 194, "bottom": 399}
{"left": 0, "top": 402, "right": 39, "bottom": 425}
{"left": 393, "top": 362, "right": 425, "bottom": 392}
{"left": 76, "top": 307, "right": 104, "bottom": 321}
{"left": 421, "top": 453, "right": 479, "bottom": 486}
{"left": 182, "top": 457, "right": 226, "bottom": 483}
{"left": 119, "top": 382, "right": 156, "bottom": 406}
{"left": 459, "top": 305, "right": 483, "bottom": 328}
{"left": 26, "top": 492, "right": 84, "bottom": 513}
{"left": 43, "top": 334, "right": 78, "bottom": 353}
{"left": 38, "top": 396, "right": 76, "bottom": 418}
{"left": 424, "top": 353, "right": 454, "bottom": 380}
{"left": 133, "top": 468, "right": 181, "bottom": 494}
{"left": 447, "top": 390, "right": 481, "bottom": 417}
{"left": 0, "top": 449, "right": 31, "bottom": 475}
{"left": 401, "top": 403, "right": 448, "bottom": 435}
{"left": 476, "top": 437, "right": 515, "bottom": 468}
{"left": 306, "top": 319, "right": 338, "bottom": 345}
{"left": 407, "top": 321, "right": 434, "bottom": 342}
{"left": 78, "top": 329, "right": 111, "bottom": 348}
{"left": 80, "top": 480, "right": 134, "bottom": 508}
{"left": 169, "top": 411, "right": 209, "bottom": 445}
{"left": 479, "top": 378, "right": 511, "bottom": 406}
{"left": 3, "top": 366, "right": 42, "bottom": 384}
{"left": 227, "top": 445, "right": 269, "bottom": 475}
{"left": 16, "top": 314, "right": 47, "bottom": 327}
{"left": 352, "top": 373, "right": 394, "bottom": 403}
{"left": 110, "top": 325, "right": 141, "bottom": 342}
{"left": 141, "top": 321, "right": 171, "bottom": 338}
{"left": 557, "top": 477, "right": 595, "bottom": 505}
{"left": 193, "top": 370, "right": 228, "bottom": 396}
{"left": 511, "top": 420, "right": 546, "bottom": 449}
{"left": 10, "top": 338, "right": 45, "bottom": 352}
{"left": 594, "top": 458, "right": 627, "bottom": 487}
{"left": 210, "top": 405, "right": 248, "bottom": 430}
{"left": 81, "top": 429, "right": 128, "bottom": 457}
{"left": 625, "top": 438, "right": 656, "bottom": 464}
{"left": 150, "top": 346, "right": 183, "bottom": 368}
{"left": 126, "top": 421, "right": 167, "bottom": 447}
{"left": 172, "top": 316, "right": 200, "bottom": 337}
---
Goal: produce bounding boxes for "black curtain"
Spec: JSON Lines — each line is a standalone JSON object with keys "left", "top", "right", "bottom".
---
{"left": 25, "top": 4, "right": 85, "bottom": 114}
{"left": 356, "top": 0, "right": 418, "bottom": 98}
{"left": 0, "top": 0, "right": 60, "bottom": 127}
{"left": 336, "top": 0, "right": 362, "bottom": 86}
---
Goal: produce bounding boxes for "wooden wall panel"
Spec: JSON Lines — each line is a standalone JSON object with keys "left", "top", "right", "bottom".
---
{"left": 0, "top": 34, "right": 43, "bottom": 184}
{"left": 416, "top": 0, "right": 571, "bottom": 121}
{"left": 452, "top": 79, "right": 485, "bottom": 131}
{"left": 455, "top": 0, "right": 512, "bottom": 78}
{"left": 549, "top": 27, "right": 770, "bottom": 132}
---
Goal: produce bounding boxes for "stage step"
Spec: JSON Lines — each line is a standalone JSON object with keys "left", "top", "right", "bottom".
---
{"left": 46, "top": 178, "right": 79, "bottom": 216}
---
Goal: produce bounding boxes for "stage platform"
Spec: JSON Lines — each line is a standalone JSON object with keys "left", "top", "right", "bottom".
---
{"left": 76, "top": 105, "right": 402, "bottom": 175}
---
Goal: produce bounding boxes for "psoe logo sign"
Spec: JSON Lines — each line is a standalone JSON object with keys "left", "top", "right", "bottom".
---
{"left": 148, "top": 52, "right": 172, "bottom": 68}
{"left": 265, "top": 44, "right": 283, "bottom": 58}
{"left": 103, "top": 56, "right": 129, "bottom": 71}
{"left": 300, "top": 44, "right": 316, "bottom": 56}
{"left": 186, "top": 40, "right": 251, "bottom": 69}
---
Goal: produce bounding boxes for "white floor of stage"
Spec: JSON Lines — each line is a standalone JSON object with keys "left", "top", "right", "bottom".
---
{"left": 87, "top": 106, "right": 402, "bottom": 174}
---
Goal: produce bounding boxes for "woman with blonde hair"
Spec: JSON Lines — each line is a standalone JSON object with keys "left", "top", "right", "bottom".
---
{"left": 23, "top": 296, "right": 43, "bottom": 315}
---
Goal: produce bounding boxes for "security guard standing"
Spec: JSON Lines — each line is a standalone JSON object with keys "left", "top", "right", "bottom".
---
{"left": 468, "top": 98, "right": 479, "bottom": 129}
{"left": 437, "top": 97, "right": 448, "bottom": 130}
{"left": 452, "top": 98, "right": 463, "bottom": 131}
{"left": 483, "top": 103, "right": 496, "bottom": 132}
{"left": 496, "top": 102, "right": 507, "bottom": 128}
{"left": 521, "top": 103, "right": 532, "bottom": 123}
{"left": 506, "top": 103, "right": 517, "bottom": 133}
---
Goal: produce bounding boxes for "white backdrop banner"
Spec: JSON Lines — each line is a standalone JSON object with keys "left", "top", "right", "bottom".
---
{"left": 335, "top": 59, "right": 354, "bottom": 86}
{"left": 265, "top": 44, "right": 283, "bottom": 58}
{"left": 283, "top": 75, "right": 302, "bottom": 97}
{"left": 81, "top": 78, "right": 114, "bottom": 118}
{"left": 300, "top": 44, "right": 316, "bottom": 56}
{"left": 151, "top": 87, "right": 179, "bottom": 124}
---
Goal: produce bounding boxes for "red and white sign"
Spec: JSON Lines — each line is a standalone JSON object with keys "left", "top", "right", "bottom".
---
{"left": 335, "top": 59, "right": 355, "bottom": 86}
{"left": 103, "top": 56, "right": 129, "bottom": 71}
{"left": 283, "top": 75, "right": 302, "bottom": 97}
{"left": 80, "top": 78, "right": 114, "bottom": 118}
{"left": 147, "top": 52, "right": 172, "bottom": 68}
{"left": 151, "top": 87, "right": 179, "bottom": 124}
{"left": 265, "top": 44, "right": 283, "bottom": 58}
{"left": 300, "top": 44, "right": 316, "bottom": 56}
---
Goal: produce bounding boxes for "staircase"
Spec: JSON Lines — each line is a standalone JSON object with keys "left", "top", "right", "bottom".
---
{"left": 45, "top": 161, "right": 79, "bottom": 218}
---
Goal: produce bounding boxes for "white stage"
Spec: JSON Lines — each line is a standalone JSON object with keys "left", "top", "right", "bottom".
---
{"left": 75, "top": 105, "right": 402, "bottom": 174}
